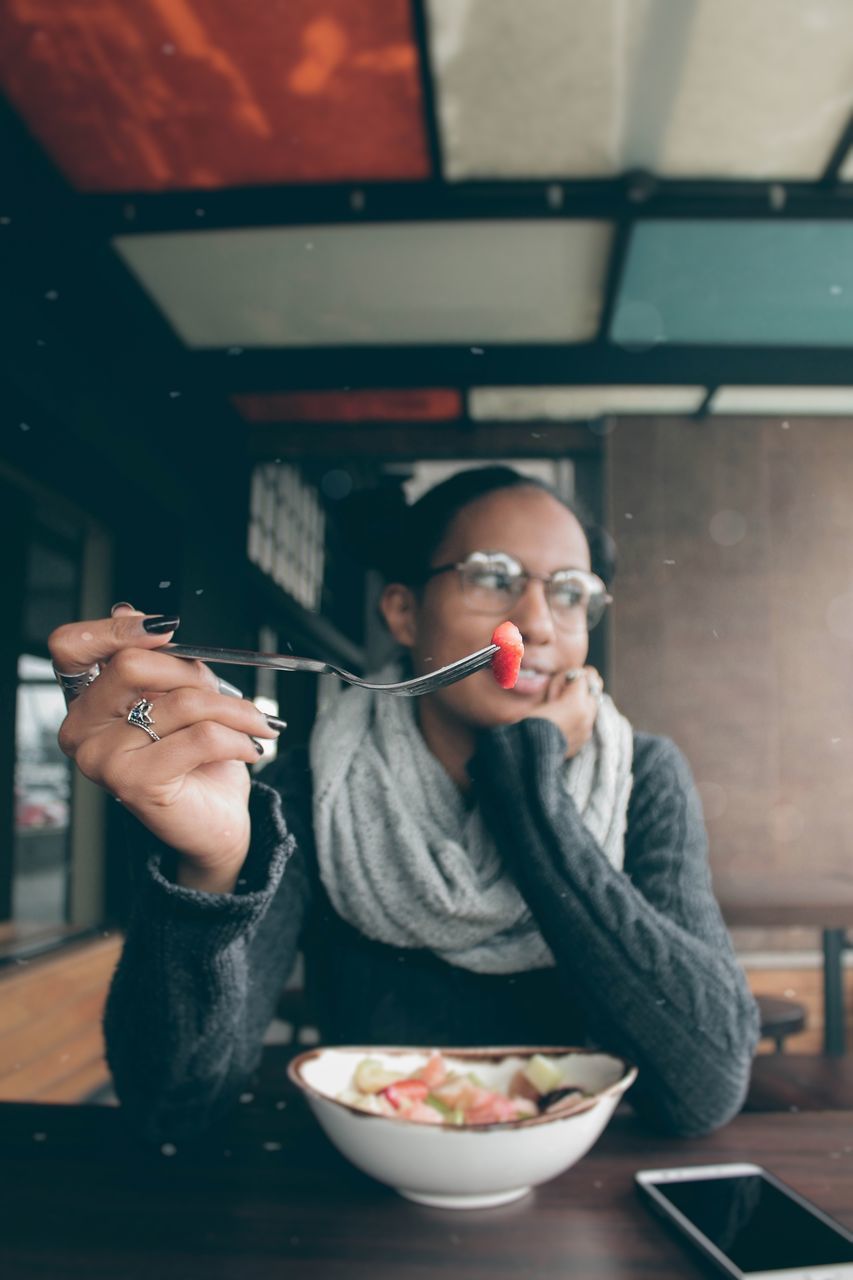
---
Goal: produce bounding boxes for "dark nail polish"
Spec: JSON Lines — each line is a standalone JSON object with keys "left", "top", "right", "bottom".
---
{"left": 142, "top": 614, "right": 180, "bottom": 634}
{"left": 110, "top": 601, "right": 134, "bottom": 616}
{"left": 250, "top": 736, "right": 265, "bottom": 755}
{"left": 265, "top": 716, "right": 288, "bottom": 732}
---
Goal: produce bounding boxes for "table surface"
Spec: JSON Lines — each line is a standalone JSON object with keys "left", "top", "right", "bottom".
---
{"left": 1, "top": 1085, "right": 851, "bottom": 1279}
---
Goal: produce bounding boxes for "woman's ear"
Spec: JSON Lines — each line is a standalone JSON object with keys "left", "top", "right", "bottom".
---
{"left": 379, "top": 582, "right": 418, "bottom": 647}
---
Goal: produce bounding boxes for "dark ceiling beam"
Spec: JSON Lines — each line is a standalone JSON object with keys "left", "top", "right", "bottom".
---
{"left": 0, "top": 97, "right": 250, "bottom": 530}
{"left": 247, "top": 421, "right": 602, "bottom": 461}
{"left": 411, "top": 0, "right": 444, "bottom": 180}
{"left": 595, "top": 219, "right": 634, "bottom": 344}
{"left": 695, "top": 387, "right": 717, "bottom": 419}
{"left": 200, "top": 343, "right": 853, "bottom": 392}
{"left": 819, "top": 111, "right": 853, "bottom": 186}
{"left": 85, "top": 174, "right": 853, "bottom": 237}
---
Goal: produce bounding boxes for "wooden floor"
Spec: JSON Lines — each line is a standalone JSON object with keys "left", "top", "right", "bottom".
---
{"left": 0, "top": 933, "right": 122, "bottom": 1102}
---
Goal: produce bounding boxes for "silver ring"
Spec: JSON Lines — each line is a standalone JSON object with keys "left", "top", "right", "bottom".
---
{"left": 586, "top": 674, "right": 604, "bottom": 701}
{"left": 565, "top": 669, "right": 584, "bottom": 683}
{"left": 127, "top": 698, "right": 160, "bottom": 742}
{"left": 53, "top": 663, "right": 100, "bottom": 704}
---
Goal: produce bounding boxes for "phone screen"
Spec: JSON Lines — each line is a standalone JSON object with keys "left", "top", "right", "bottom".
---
{"left": 652, "top": 1172, "right": 853, "bottom": 1273}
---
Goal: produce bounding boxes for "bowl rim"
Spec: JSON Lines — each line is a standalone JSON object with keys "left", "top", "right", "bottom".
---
{"left": 287, "top": 1044, "right": 638, "bottom": 1132}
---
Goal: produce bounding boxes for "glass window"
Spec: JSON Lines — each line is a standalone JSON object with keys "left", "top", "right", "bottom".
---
{"left": 13, "top": 655, "right": 73, "bottom": 923}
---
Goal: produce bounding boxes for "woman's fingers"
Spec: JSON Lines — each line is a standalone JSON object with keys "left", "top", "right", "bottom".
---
{"left": 58, "top": 648, "right": 220, "bottom": 754}
{"left": 48, "top": 609, "right": 180, "bottom": 676}
{"left": 62, "top": 668, "right": 274, "bottom": 757}
{"left": 583, "top": 666, "right": 604, "bottom": 702}
{"left": 74, "top": 690, "right": 277, "bottom": 791}
{"left": 118, "top": 686, "right": 276, "bottom": 754}
{"left": 88, "top": 720, "right": 269, "bottom": 800}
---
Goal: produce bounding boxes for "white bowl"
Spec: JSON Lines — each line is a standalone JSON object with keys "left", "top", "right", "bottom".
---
{"left": 288, "top": 1045, "right": 637, "bottom": 1210}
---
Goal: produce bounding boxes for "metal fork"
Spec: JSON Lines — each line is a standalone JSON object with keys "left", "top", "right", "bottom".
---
{"left": 162, "top": 641, "right": 500, "bottom": 696}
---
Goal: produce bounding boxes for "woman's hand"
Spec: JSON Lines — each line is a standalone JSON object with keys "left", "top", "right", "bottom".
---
{"left": 49, "top": 605, "right": 279, "bottom": 893}
{"left": 527, "top": 665, "right": 603, "bottom": 759}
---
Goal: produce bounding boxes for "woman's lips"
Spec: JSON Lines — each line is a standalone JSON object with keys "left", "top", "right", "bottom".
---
{"left": 507, "top": 668, "right": 550, "bottom": 696}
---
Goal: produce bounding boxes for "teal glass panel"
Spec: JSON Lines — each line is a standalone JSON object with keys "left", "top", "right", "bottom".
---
{"left": 610, "top": 221, "right": 853, "bottom": 347}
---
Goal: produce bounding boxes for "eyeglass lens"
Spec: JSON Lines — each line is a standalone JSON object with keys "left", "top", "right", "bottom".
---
{"left": 458, "top": 556, "right": 608, "bottom": 628}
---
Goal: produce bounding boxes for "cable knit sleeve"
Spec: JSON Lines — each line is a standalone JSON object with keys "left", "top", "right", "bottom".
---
{"left": 470, "top": 719, "right": 760, "bottom": 1137}
{"left": 103, "top": 752, "right": 313, "bottom": 1143}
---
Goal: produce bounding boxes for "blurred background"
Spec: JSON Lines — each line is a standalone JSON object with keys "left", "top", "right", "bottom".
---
{"left": 1, "top": 0, "right": 852, "bottom": 1102}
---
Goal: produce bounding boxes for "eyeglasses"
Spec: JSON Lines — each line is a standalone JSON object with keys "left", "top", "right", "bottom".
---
{"left": 423, "top": 551, "right": 612, "bottom": 630}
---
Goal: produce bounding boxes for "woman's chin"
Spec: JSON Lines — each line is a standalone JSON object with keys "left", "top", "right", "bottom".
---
{"left": 478, "top": 690, "right": 547, "bottom": 726}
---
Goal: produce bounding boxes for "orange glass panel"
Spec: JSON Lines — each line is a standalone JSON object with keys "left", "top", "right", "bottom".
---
{"left": 233, "top": 389, "right": 462, "bottom": 423}
{"left": 0, "top": 0, "right": 429, "bottom": 190}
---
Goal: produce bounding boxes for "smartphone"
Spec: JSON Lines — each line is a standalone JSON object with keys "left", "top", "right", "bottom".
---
{"left": 636, "top": 1162, "right": 853, "bottom": 1279}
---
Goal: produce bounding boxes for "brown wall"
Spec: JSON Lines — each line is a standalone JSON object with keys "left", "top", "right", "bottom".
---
{"left": 605, "top": 416, "right": 853, "bottom": 906}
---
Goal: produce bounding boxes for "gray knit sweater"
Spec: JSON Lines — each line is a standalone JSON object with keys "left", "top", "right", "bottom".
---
{"left": 103, "top": 720, "right": 760, "bottom": 1143}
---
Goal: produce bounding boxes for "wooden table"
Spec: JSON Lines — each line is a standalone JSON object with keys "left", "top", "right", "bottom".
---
{"left": 1, "top": 1088, "right": 851, "bottom": 1279}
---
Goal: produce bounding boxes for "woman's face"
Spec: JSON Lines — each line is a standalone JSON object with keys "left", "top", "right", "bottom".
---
{"left": 389, "top": 485, "right": 593, "bottom": 732}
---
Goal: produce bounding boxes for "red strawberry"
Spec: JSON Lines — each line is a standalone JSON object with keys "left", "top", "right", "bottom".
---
{"left": 490, "top": 621, "right": 524, "bottom": 688}
{"left": 382, "top": 1079, "right": 430, "bottom": 1109}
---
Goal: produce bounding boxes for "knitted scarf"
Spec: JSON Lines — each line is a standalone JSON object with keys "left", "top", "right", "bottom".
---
{"left": 310, "top": 665, "right": 634, "bottom": 974}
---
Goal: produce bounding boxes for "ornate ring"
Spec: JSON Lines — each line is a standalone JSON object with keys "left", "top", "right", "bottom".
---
{"left": 587, "top": 674, "right": 604, "bottom": 701}
{"left": 127, "top": 698, "right": 160, "bottom": 742}
{"left": 53, "top": 663, "right": 100, "bottom": 705}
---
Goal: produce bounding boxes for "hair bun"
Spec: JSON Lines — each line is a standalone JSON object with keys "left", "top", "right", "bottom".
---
{"left": 336, "top": 484, "right": 411, "bottom": 579}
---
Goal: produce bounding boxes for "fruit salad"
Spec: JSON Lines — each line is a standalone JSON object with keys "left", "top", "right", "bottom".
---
{"left": 490, "top": 621, "right": 524, "bottom": 689}
{"left": 337, "top": 1052, "right": 587, "bottom": 1126}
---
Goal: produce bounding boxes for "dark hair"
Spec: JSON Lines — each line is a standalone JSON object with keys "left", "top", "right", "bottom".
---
{"left": 339, "top": 465, "right": 616, "bottom": 586}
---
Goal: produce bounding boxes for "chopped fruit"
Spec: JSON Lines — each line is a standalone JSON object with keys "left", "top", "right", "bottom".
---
{"left": 523, "top": 1053, "right": 565, "bottom": 1095}
{"left": 508, "top": 1067, "right": 541, "bottom": 1103}
{"left": 465, "top": 1096, "right": 520, "bottom": 1125}
{"left": 406, "top": 1100, "right": 446, "bottom": 1124}
{"left": 354, "top": 1058, "right": 406, "bottom": 1094}
{"left": 415, "top": 1052, "right": 448, "bottom": 1090}
{"left": 423, "top": 1094, "right": 465, "bottom": 1125}
{"left": 490, "top": 621, "right": 524, "bottom": 688}
{"left": 539, "top": 1088, "right": 585, "bottom": 1113}
{"left": 382, "top": 1079, "right": 430, "bottom": 1109}
{"left": 341, "top": 1052, "right": 588, "bottom": 1126}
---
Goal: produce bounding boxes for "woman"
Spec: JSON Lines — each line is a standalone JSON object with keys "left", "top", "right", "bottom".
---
{"left": 49, "top": 466, "right": 759, "bottom": 1142}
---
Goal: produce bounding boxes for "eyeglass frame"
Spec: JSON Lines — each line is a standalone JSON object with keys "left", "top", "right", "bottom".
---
{"left": 420, "top": 550, "right": 613, "bottom": 628}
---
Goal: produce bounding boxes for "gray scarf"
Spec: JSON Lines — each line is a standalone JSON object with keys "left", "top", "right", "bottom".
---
{"left": 310, "top": 665, "right": 634, "bottom": 974}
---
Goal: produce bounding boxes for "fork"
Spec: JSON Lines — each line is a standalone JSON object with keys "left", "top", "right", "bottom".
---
{"left": 162, "top": 641, "right": 500, "bottom": 696}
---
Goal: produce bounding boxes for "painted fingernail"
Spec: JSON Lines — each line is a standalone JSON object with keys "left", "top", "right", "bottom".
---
{"left": 250, "top": 736, "right": 265, "bottom": 755}
{"left": 217, "top": 677, "right": 244, "bottom": 698}
{"left": 142, "top": 614, "right": 181, "bottom": 634}
{"left": 265, "top": 715, "right": 287, "bottom": 732}
{"left": 111, "top": 601, "right": 135, "bottom": 616}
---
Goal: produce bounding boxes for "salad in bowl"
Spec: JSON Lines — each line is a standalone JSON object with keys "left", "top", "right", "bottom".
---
{"left": 288, "top": 1045, "right": 637, "bottom": 1209}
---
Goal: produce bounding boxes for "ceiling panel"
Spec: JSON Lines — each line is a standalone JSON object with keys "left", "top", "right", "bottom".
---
{"left": 114, "top": 220, "right": 613, "bottom": 346}
{"left": 711, "top": 386, "right": 853, "bottom": 415}
{"left": 233, "top": 389, "right": 462, "bottom": 422}
{"left": 624, "top": 0, "right": 853, "bottom": 179}
{"left": 426, "top": 0, "right": 853, "bottom": 180}
{"left": 426, "top": 0, "right": 622, "bottom": 179}
{"left": 469, "top": 386, "right": 707, "bottom": 418}
{"left": 611, "top": 221, "right": 853, "bottom": 347}
{"left": 0, "top": 0, "right": 428, "bottom": 190}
